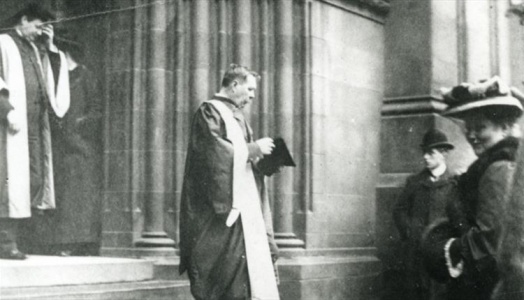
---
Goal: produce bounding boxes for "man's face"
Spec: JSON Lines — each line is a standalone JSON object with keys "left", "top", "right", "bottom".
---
{"left": 423, "top": 148, "right": 446, "bottom": 171}
{"left": 232, "top": 75, "right": 257, "bottom": 108}
{"left": 19, "top": 16, "right": 44, "bottom": 42}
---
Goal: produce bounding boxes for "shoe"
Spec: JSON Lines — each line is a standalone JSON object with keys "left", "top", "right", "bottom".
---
{"left": 0, "top": 249, "right": 27, "bottom": 260}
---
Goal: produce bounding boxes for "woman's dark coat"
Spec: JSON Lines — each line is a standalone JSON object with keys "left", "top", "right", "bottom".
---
{"left": 427, "top": 137, "right": 518, "bottom": 300}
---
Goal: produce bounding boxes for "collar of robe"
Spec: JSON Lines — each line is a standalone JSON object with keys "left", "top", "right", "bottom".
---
{"left": 212, "top": 95, "right": 239, "bottom": 109}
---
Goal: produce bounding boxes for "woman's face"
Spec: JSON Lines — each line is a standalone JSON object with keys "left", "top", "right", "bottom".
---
{"left": 463, "top": 115, "right": 509, "bottom": 156}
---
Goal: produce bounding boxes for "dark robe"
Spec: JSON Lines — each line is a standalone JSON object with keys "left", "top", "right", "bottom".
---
{"left": 393, "top": 168, "right": 459, "bottom": 300}
{"left": 23, "top": 65, "right": 103, "bottom": 255}
{"left": 179, "top": 96, "right": 278, "bottom": 300}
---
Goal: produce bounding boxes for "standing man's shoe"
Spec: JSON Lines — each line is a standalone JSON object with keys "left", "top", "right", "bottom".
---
{"left": 0, "top": 249, "right": 27, "bottom": 260}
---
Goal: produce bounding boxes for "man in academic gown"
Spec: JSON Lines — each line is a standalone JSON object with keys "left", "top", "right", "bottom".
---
{"left": 179, "top": 64, "right": 280, "bottom": 300}
{"left": 0, "top": 3, "right": 69, "bottom": 259}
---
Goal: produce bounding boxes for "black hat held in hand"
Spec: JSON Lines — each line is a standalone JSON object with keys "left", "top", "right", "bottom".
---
{"left": 257, "top": 138, "right": 296, "bottom": 177}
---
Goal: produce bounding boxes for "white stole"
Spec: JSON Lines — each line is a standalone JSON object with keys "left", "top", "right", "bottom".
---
{"left": 45, "top": 50, "right": 70, "bottom": 117}
{"left": 206, "top": 100, "right": 280, "bottom": 300}
{"left": 0, "top": 34, "right": 31, "bottom": 218}
{"left": 28, "top": 41, "right": 70, "bottom": 117}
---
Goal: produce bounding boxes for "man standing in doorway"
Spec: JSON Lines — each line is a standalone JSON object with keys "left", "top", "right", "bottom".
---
{"left": 179, "top": 64, "right": 280, "bottom": 300}
{"left": 393, "top": 128, "right": 458, "bottom": 300}
{"left": 0, "top": 3, "right": 69, "bottom": 259}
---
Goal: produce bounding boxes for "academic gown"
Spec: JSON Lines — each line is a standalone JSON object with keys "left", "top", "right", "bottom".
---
{"left": 179, "top": 97, "right": 278, "bottom": 300}
{"left": 24, "top": 65, "right": 103, "bottom": 253}
{"left": 0, "top": 32, "right": 60, "bottom": 219}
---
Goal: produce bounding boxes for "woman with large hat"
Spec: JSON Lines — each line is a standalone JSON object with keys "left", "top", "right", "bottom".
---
{"left": 422, "top": 76, "right": 524, "bottom": 300}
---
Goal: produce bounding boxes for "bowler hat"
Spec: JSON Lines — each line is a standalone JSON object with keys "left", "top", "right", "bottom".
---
{"left": 420, "top": 128, "right": 454, "bottom": 152}
{"left": 441, "top": 76, "right": 523, "bottom": 119}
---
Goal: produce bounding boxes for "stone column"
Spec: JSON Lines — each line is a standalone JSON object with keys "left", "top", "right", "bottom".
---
{"left": 102, "top": 0, "right": 177, "bottom": 256}
{"left": 233, "top": 0, "right": 251, "bottom": 65}
{"left": 135, "top": 0, "right": 176, "bottom": 250}
{"left": 102, "top": 0, "right": 141, "bottom": 252}
{"left": 189, "top": 0, "right": 210, "bottom": 113}
{"left": 273, "top": 0, "right": 304, "bottom": 248}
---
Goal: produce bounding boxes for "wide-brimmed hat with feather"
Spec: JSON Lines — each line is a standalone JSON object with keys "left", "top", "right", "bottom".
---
{"left": 441, "top": 76, "right": 524, "bottom": 119}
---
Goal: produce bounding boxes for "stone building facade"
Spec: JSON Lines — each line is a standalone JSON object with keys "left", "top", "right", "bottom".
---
{"left": 1, "top": 0, "right": 524, "bottom": 299}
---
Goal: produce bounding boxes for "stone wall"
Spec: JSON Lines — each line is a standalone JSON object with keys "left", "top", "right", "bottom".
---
{"left": 308, "top": 0, "right": 385, "bottom": 250}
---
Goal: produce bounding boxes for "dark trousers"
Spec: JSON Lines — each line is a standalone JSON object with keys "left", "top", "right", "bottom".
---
{"left": 0, "top": 218, "right": 21, "bottom": 253}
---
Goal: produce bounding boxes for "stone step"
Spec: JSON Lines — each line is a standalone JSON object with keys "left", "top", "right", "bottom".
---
{"left": 278, "top": 255, "right": 382, "bottom": 300}
{"left": 0, "top": 255, "right": 154, "bottom": 288}
{"left": 0, "top": 280, "right": 191, "bottom": 300}
{"left": 153, "top": 254, "right": 382, "bottom": 300}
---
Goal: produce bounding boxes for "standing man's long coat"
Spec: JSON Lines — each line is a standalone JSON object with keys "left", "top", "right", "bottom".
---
{"left": 394, "top": 168, "right": 459, "bottom": 299}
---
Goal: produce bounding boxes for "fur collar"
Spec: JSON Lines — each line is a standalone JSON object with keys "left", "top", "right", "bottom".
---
{"left": 459, "top": 137, "right": 519, "bottom": 207}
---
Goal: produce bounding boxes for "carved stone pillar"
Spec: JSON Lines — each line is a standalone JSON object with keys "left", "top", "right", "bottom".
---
{"left": 273, "top": 0, "right": 304, "bottom": 248}
{"left": 134, "top": 0, "right": 175, "bottom": 250}
{"left": 103, "top": 0, "right": 175, "bottom": 256}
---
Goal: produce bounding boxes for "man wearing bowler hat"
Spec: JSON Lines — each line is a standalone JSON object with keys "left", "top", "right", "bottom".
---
{"left": 393, "top": 128, "right": 459, "bottom": 300}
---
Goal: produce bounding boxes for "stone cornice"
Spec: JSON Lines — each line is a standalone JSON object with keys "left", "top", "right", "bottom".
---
{"left": 318, "top": 0, "right": 391, "bottom": 23}
{"left": 357, "top": 0, "right": 391, "bottom": 14}
{"left": 381, "top": 94, "right": 448, "bottom": 116}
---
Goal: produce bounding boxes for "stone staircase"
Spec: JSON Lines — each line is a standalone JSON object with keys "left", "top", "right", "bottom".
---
{"left": 0, "top": 251, "right": 382, "bottom": 300}
{"left": 0, "top": 256, "right": 191, "bottom": 300}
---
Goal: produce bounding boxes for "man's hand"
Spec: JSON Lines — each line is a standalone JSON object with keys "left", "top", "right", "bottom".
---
{"left": 255, "top": 137, "right": 275, "bottom": 155}
{"left": 226, "top": 208, "right": 240, "bottom": 227}
{"left": 6, "top": 111, "right": 21, "bottom": 134}
{"left": 40, "top": 24, "right": 54, "bottom": 49}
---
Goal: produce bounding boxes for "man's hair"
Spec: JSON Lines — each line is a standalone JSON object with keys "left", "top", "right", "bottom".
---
{"left": 6, "top": 2, "right": 56, "bottom": 27}
{"left": 221, "top": 64, "right": 260, "bottom": 88}
{"left": 429, "top": 147, "right": 450, "bottom": 154}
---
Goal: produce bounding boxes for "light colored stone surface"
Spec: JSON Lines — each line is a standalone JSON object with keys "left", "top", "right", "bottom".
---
{"left": 309, "top": 0, "right": 384, "bottom": 250}
{"left": 0, "top": 280, "right": 190, "bottom": 300}
{"left": 0, "top": 256, "right": 153, "bottom": 288}
{"left": 278, "top": 255, "right": 382, "bottom": 300}
{"left": 465, "top": 0, "right": 491, "bottom": 81}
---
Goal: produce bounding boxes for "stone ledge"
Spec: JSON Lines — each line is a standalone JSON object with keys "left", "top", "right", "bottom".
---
{"left": 0, "top": 280, "right": 191, "bottom": 300}
{"left": 278, "top": 255, "right": 382, "bottom": 300}
{"left": 280, "top": 247, "right": 377, "bottom": 258}
{"left": 382, "top": 95, "right": 447, "bottom": 116}
{"left": 278, "top": 255, "right": 381, "bottom": 280}
{"left": 0, "top": 256, "right": 154, "bottom": 288}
